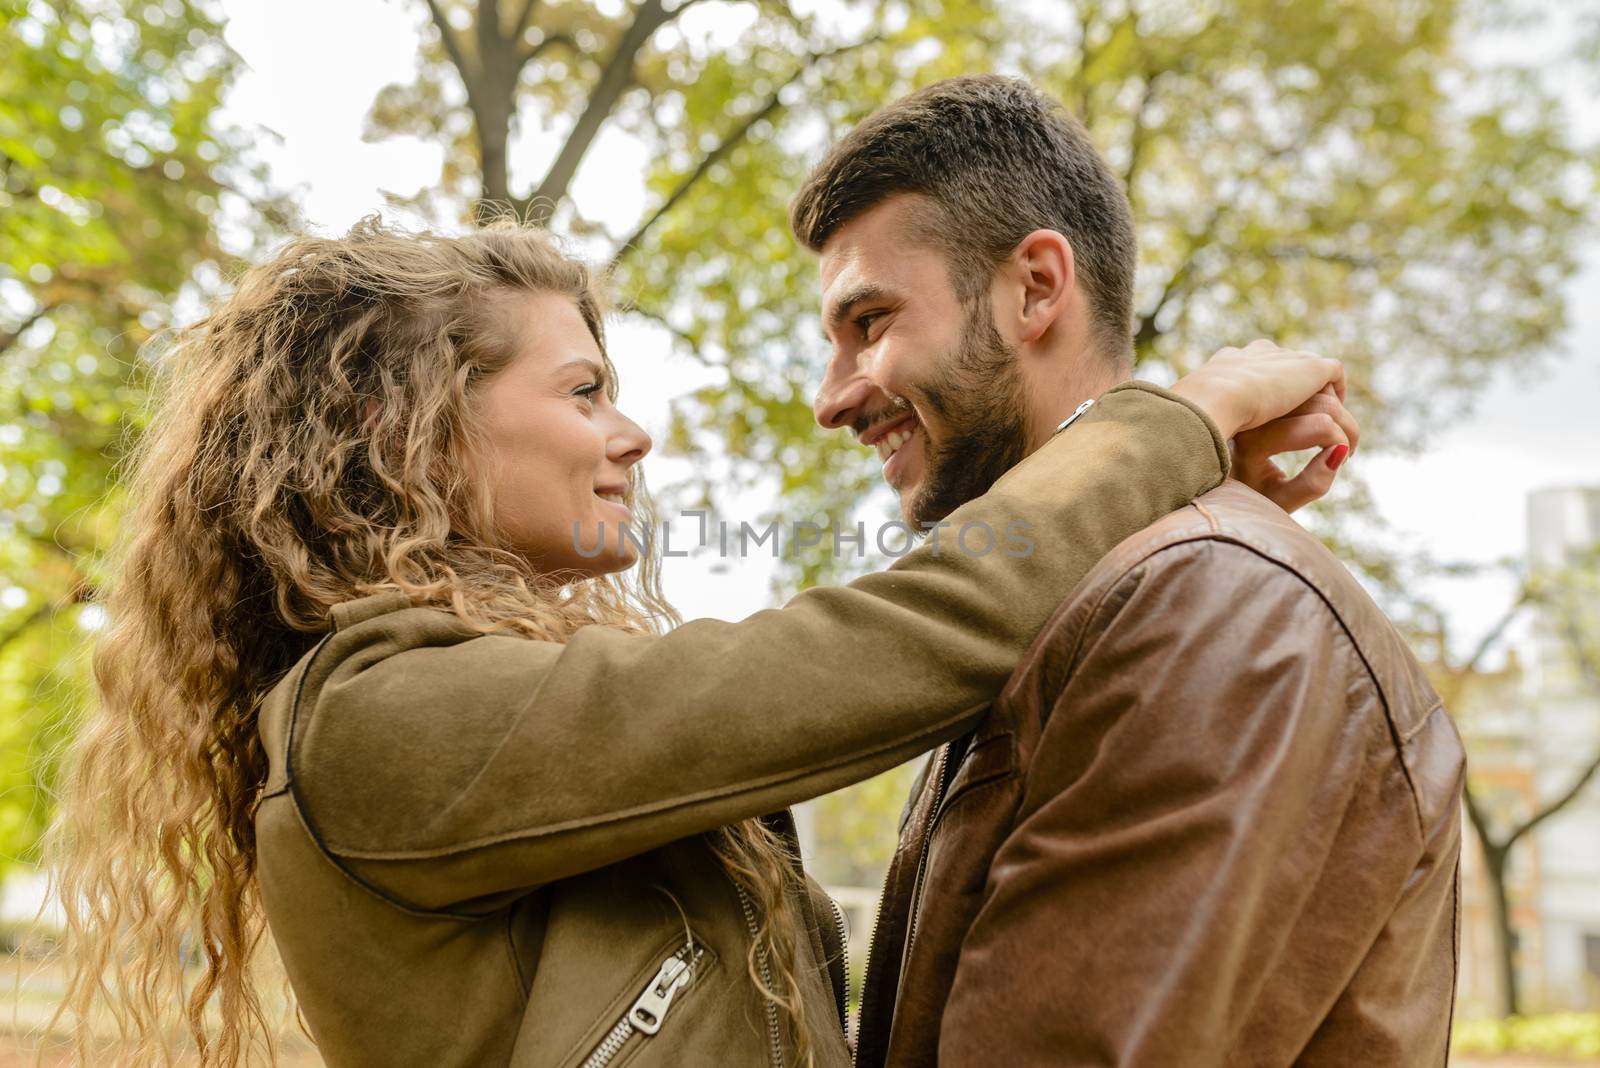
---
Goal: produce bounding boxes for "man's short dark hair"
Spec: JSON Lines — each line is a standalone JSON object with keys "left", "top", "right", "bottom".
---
{"left": 790, "top": 75, "right": 1137, "bottom": 364}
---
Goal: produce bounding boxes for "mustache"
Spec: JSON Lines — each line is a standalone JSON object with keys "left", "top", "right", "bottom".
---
{"left": 850, "top": 395, "right": 917, "bottom": 440}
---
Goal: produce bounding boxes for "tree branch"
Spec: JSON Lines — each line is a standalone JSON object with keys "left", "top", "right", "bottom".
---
{"left": 1503, "top": 603, "right": 1600, "bottom": 850}
{"left": 608, "top": 38, "right": 877, "bottom": 270}
{"left": 523, "top": 31, "right": 575, "bottom": 62}
{"left": 1121, "top": 71, "right": 1161, "bottom": 195}
{"left": 423, "top": 0, "right": 476, "bottom": 84}
{"left": 511, "top": 0, "right": 540, "bottom": 38}
{"left": 1462, "top": 777, "right": 1500, "bottom": 851}
{"left": 1263, "top": 244, "right": 1391, "bottom": 271}
{"left": 1455, "top": 583, "right": 1536, "bottom": 680}
{"left": 477, "top": 0, "right": 504, "bottom": 62}
{"left": 0, "top": 302, "right": 55, "bottom": 358}
{"left": 628, "top": 303, "right": 702, "bottom": 355}
{"left": 0, "top": 600, "right": 56, "bottom": 657}
{"left": 1076, "top": 4, "right": 1097, "bottom": 125}
{"left": 521, "top": 0, "right": 697, "bottom": 221}
{"left": 1131, "top": 237, "right": 1203, "bottom": 361}
{"left": 1506, "top": 744, "right": 1600, "bottom": 850}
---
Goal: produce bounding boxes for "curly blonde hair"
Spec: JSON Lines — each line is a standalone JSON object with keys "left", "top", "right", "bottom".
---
{"left": 43, "top": 218, "right": 815, "bottom": 1066}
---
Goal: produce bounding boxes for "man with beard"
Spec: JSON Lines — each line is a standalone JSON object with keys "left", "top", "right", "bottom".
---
{"left": 793, "top": 75, "right": 1464, "bottom": 1067}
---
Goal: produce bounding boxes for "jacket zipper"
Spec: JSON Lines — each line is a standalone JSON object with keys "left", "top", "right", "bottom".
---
{"left": 580, "top": 942, "right": 706, "bottom": 1068}
{"left": 852, "top": 744, "right": 951, "bottom": 1067}
{"left": 827, "top": 893, "right": 850, "bottom": 1030}
{"left": 735, "top": 882, "right": 786, "bottom": 1068}
{"left": 902, "top": 742, "right": 958, "bottom": 968}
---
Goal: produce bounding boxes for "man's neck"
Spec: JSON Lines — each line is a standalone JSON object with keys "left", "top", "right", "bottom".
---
{"left": 1022, "top": 349, "right": 1130, "bottom": 456}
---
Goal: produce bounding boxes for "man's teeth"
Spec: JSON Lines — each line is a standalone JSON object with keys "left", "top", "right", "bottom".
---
{"left": 876, "top": 425, "right": 916, "bottom": 461}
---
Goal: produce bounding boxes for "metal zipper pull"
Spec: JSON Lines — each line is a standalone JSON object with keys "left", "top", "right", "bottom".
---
{"left": 581, "top": 944, "right": 704, "bottom": 1068}
{"left": 628, "top": 953, "right": 694, "bottom": 1035}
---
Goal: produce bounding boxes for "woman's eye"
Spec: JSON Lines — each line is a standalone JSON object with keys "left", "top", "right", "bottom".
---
{"left": 574, "top": 382, "right": 603, "bottom": 400}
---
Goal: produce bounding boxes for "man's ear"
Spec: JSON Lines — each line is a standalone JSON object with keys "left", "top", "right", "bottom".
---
{"left": 1009, "top": 229, "right": 1075, "bottom": 345}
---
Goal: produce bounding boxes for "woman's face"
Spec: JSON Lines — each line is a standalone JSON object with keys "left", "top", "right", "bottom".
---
{"left": 474, "top": 290, "right": 651, "bottom": 577}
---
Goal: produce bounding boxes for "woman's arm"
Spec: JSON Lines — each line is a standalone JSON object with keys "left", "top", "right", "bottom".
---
{"left": 270, "top": 376, "right": 1311, "bottom": 912}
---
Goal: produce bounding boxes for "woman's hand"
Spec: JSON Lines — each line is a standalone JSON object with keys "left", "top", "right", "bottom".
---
{"left": 1170, "top": 339, "right": 1346, "bottom": 437}
{"left": 1170, "top": 339, "right": 1358, "bottom": 513}
{"left": 1231, "top": 386, "right": 1358, "bottom": 512}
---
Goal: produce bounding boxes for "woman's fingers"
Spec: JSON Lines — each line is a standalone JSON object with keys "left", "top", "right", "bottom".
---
{"left": 1230, "top": 392, "right": 1359, "bottom": 514}
{"left": 1235, "top": 393, "right": 1360, "bottom": 457}
{"left": 1266, "top": 444, "right": 1345, "bottom": 513}
{"left": 1234, "top": 413, "right": 1347, "bottom": 457}
{"left": 1302, "top": 384, "right": 1357, "bottom": 447}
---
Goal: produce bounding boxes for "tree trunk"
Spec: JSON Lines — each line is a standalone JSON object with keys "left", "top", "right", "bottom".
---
{"left": 1480, "top": 843, "right": 1521, "bottom": 1017}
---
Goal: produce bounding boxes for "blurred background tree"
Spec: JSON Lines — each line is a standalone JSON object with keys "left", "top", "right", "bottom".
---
{"left": 0, "top": 0, "right": 286, "bottom": 880}
{"left": 366, "top": 0, "right": 1594, "bottom": 594}
{"left": 358, "top": 0, "right": 1596, "bottom": 899}
{"left": 0, "top": 0, "right": 1596, "bottom": 1032}
{"left": 1420, "top": 557, "right": 1600, "bottom": 1017}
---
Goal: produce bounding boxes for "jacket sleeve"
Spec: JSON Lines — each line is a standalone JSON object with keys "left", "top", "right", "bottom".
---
{"left": 286, "top": 382, "right": 1231, "bottom": 912}
{"left": 936, "top": 539, "right": 1428, "bottom": 1067}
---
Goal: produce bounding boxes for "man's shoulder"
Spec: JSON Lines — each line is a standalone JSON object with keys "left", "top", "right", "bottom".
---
{"left": 1021, "top": 481, "right": 1444, "bottom": 746}
{"left": 1085, "top": 480, "right": 1342, "bottom": 591}
{"left": 1074, "top": 481, "right": 1390, "bottom": 651}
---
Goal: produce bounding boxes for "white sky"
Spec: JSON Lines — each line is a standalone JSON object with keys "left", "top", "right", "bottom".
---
{"left": 217, "top": 0, "right": 1600, "bottom": 652}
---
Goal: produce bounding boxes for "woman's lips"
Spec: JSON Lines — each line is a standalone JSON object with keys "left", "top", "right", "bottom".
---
{"left": 594, "top": 490, "right": 631, "bottom": 519}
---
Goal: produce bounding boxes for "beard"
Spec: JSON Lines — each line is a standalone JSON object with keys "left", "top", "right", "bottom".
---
{"left": 905, "top": 303, "right": 1031, "bottom": 528}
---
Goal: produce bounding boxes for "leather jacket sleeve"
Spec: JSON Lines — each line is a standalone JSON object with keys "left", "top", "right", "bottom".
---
{"left": 273, "top": 383, "right": 1230, "bottom": 912}
{"left": 936, "top": 538, "right": 1450, "bottom": 1066}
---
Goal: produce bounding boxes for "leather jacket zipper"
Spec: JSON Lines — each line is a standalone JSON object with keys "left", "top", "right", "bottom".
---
{"left": 853, "top": 743, "right": 954, "bottom": 1067}
{"left": 580, "top": 942, "right": 705, "bottom": 1068}
{"left": 827, "top": 893, "right": 850, "bottom": 1030}
{"left": 735, "top": 882, "right": 786, "bottom": 1068}
{"left": 902, "top": 741, "right": 961, "bottom": 968}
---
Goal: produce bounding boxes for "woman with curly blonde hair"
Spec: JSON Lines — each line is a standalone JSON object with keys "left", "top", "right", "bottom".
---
{"left": 43, "top": 217, "right": 1345, "bottom": 1067}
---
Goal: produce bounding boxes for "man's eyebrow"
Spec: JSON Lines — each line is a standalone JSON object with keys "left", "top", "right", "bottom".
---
{"left": 825, "top": 282, "right": 889, "bottom": 334}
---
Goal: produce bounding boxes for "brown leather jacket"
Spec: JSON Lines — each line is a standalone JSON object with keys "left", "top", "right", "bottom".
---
{"left": 854, "top": 482, "right": 1466, "bottom": 1068}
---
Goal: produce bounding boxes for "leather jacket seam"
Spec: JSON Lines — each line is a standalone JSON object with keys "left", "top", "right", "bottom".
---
{"left": 1187, "top": 536, "right": 1431, "bottom": 843}
{"left": 1445, "top": 861, "right": 1462, "bottom": 1065}
{"left": 1035, "top": 533, "right": 1431, "bottom": 842}
{"left": 995, "top": 503, "right": 1223, "bottom": 717}
{"left": 937, "top": 732, "right": 1017, "bottom": 815}
{"left": 1399, "top": 700, "right": 1447, "bottom": 745}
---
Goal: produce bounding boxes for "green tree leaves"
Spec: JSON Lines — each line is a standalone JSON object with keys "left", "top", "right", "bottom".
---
{"left": 0, "top": 0, "right": 282, "bottom": 875}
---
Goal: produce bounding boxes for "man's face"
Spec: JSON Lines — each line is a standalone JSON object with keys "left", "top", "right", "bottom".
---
{"left": 814, "top": 194, "right": 1030, "bottom": 527}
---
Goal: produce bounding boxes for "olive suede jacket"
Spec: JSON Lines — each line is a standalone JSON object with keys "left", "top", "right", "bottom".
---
{"left": 254, "top": 382, "right": 1230, "bottom": 1068}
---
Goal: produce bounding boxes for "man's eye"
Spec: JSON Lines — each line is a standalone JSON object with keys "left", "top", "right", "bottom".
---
{"left": 855, "top": 312, "right": 884, "bottom": 338}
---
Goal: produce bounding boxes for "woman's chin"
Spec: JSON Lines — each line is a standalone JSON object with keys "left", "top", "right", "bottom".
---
{"left": 587, "top": 546, "right": 640, "bottom": 577}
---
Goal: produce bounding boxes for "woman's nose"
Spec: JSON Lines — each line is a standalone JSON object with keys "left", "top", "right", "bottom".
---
{"left": 610, "top": 411, "right": 652, "bottom": 466}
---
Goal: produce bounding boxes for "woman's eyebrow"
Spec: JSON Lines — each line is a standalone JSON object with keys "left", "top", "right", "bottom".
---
{"left": 556, "top": 358, "right": 606, "bottom": 380}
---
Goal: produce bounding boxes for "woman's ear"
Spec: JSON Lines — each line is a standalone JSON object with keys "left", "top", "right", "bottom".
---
{"left": 1011, "top": 229, "right": 1076, "bottom": 345}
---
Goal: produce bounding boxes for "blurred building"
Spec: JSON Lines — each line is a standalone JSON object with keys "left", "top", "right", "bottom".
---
{"left": 1457, "top": 485, "right": 1600, "bottom": 1014}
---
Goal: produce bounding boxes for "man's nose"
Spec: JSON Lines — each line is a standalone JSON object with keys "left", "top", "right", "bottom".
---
{"left": 813, "top": 355, "right": 875, "bottom": 431}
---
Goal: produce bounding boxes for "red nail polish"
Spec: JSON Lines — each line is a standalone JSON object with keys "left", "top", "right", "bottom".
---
{"left": 1327, "top": 444, "right": 1350, "bottom": 471}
